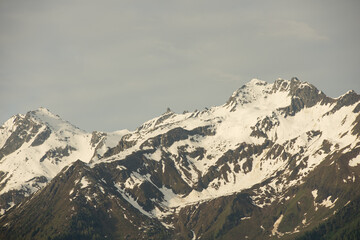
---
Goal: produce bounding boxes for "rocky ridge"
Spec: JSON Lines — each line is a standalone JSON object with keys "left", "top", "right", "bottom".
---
{"left": 0, "top": 78, "right": 359, "bottom": 239}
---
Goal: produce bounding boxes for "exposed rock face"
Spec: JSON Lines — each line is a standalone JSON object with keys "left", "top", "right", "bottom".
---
{"left": 329, "top": 90, "right": 360, "bottom": 114}
{"left": 90, "top": 131, "right": 106, "bottom": 148}
{"left": 0, "top": 161, "right": 171, "bottom": 240}
{"left": 140, "top": 126, "right": 215, "bottom": 150}
{"left": 250, "top": 113, "right": 279, "bottom": 138}
{"left": 0, "top": 115, "right": 42, "bottom": 160}
{"left": 103, "top": 134, "right": 137, "bottom": 158}
{"left": 352, "top": 114, "right": 360, "bottom": 137}
{"left": 0, "top": 78, "right": 359, "bottom": 239}
{"left": 273, "top": 78, "right": 332, "bottom": 117}
{"left": 40, "top": 145, "right": 77, "bottom": 163}
{"left": 31, "top": 127, "right": 51, "bottom": 147}
{"left": 0, "top": 107, "right": 96, "bottom": 213}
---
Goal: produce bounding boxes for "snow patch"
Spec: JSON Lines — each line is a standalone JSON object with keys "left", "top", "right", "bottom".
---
{"left": 319, "top": 196, "right": 337, "bottom": 208}
{"left": 271, "top": 214, "right": 284, "bottom": 237}
{"left": 349, "top": 154, "right": 360, "bottom": 167}
{"left": 311, "top": 189, "right": 318, "bottom": 200}
{"left": 144, "top": 148, "right": 162, "bottom": 161}
{"left": 80, "top": 177, "right": 90, "bottom": 189}
{"left": 116, "top": 186, "right": 152, "bottom": 218}
{"left": 99, "top": 186, "right": 105, "bottom": 194}
{"left": 191, "top": 230, "right": 196, "bottom": 240}
{"left": 116, "top": 165, "right": 127, "bottom": 171}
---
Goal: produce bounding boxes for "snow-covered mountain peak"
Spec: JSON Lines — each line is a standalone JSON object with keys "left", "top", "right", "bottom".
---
{"left": 1, "top": 78, "right": 360, "bottom": 240}
{"left": 246, "top": 78, "right": 268, "bottom": 86}
{"left": 136, "top": 109, "right": 177, "bottom": 133}
{"left": 33, "top": 106, "right": 53, "bottom": 114}
{"left": 226, "top": 78, "right": 290, "bottom": 111}
{"left": 336, "top": 89, "right": 358, "bottom": 99}
{"left": 132, "top": 78, "right": 315, "bottom": 140}
{"left": 27, "top": 107, "right": 83, "bottom": 133}
{"left": 271, "top": 77, "right": 314, "bottom": 93}
{"left": 0, "top": 107, "right": 97, "bottom": 199}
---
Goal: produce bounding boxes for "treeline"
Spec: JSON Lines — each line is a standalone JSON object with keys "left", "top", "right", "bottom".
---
{"left": 296, "top": 197, "right": 360, "bottom": 240}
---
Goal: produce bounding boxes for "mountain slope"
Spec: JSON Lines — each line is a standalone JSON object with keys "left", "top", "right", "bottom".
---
{"left": 0, "top": 77, "right": 359, "bottom": 239}
{"left": 295, "top": 195, "right": 360, "bottom": 240}
{"left": 0, "top": 107, "right": 128, "bottom": 213}
{"left": 0, "top": 160, "right": 170, "bottom": 240}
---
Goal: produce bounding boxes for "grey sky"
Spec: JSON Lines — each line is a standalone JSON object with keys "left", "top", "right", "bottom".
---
{"left": 1, "top": 0, "right": 359, "bottom": 132}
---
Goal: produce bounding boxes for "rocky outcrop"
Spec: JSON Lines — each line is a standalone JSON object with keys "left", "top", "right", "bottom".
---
{"left": 40, "top": 145, "right": 77, "bottom": 163}
{"left": 0, "top": 115, "right": 42, "bottom": 160}
{"left": 274, "top": 78, "right": 334, "bottom": 117}
{"left": 328, "top": 90, "right": 360, "bottom": 114}
{"left": 103, "top": 134, "right": 136, "bottom": 158}
{"left": 0, "top": 160, "right": 171, "bottom": 240}
{"left": 250, "top": 113, "right": 279, "bottom": 138}
{"left": 0, "top": 78, "right": 359, "bottom": 240}
{"left": 31, "top": 127, "right": 51, "bottom": 147}
{"left": 140, "top": 126, "right": 215, "bottom": 150}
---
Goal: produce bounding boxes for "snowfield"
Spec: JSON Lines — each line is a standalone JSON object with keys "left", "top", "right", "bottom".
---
{"left": 0, "top": 78, "right": 359, "bottom": 218}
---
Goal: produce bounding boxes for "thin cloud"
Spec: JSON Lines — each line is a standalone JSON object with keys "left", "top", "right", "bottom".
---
{"left": 259, "top": 20, "right": 329, "bottom": 41}
{"left": 0, "top": 0, "right": 359, "bottom": 131}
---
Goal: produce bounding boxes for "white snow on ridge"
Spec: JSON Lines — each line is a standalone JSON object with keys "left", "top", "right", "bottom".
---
{"left": 105, "top": 81, "right": 293, "bottom": 173}
{"left": 92, "top": 130, "right": 130, "bottom": 158}
{"left": 144, "top": 148, "right": 162, "bottom": 162}
{"left": 0, "top": 116, "right": 19, "bottom": 149}
{"left": 0, "top": 108, "right": 96, "bottom": 195}
{"left": 0, "top": 78, "right": 359, "bottom": 219}
{"left": 114, "top": 183, "right": 153, "bottom": 218}
{"left": 30, "top": 107, "right": 84, "bottom": 133}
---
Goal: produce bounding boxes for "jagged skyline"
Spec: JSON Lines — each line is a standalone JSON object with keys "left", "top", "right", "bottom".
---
{"left": 1, "top": 0, "right": 359, "bottom": 132}
{"left": 1, "top": 78, "right": 359, "bottom": 239}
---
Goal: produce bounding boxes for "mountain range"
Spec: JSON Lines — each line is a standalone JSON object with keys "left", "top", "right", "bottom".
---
{"left": 0, "top": 77, "right": 360, "bottom": 239}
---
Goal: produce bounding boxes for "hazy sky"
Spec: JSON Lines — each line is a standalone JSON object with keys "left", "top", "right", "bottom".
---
{"left": 1, "top": 0, "right": 359, "bottom": 132}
